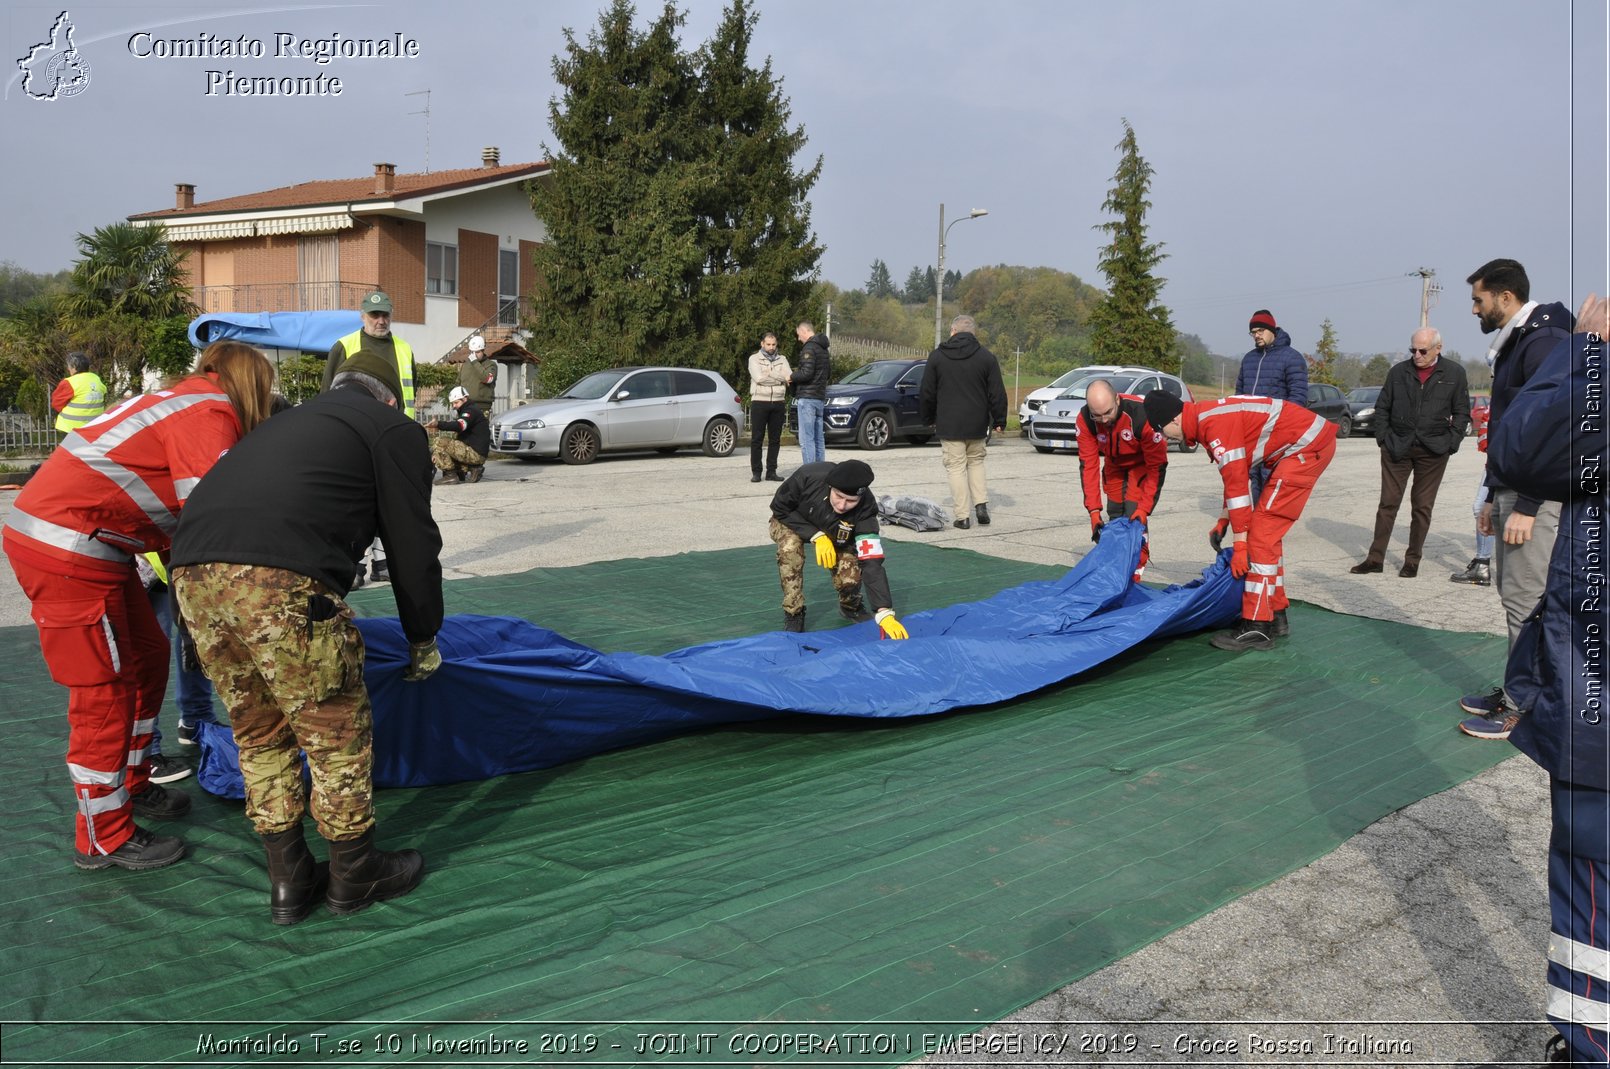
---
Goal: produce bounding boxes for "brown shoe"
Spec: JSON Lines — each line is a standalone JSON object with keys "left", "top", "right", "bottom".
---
{"left": 1349, "top": 560, "right": 1383, "bottom": 574}
{"left": 1399, "top": 562, "right": 1418, "bottom": 578}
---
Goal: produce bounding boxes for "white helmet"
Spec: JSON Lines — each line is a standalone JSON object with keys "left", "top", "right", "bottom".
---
{"left": 448, "top": 386, "right": 469, "bottom": 404}
{"left": 467, "top": 335, "right": 485, "bottom": 353}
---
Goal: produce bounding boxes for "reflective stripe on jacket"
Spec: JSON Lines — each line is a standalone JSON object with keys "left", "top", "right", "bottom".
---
{"left": 337, "top": 331, "right": 416, "bottom": 418}
{"left": 54, "top": 372, "right": 107, "bottom": 432}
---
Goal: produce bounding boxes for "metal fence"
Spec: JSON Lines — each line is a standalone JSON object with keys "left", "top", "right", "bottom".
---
{"left": 193, "top": 281, "right": 378, "bottom": 314}
{"left": 0, "top": 410, "right": 55, "bottom": 459}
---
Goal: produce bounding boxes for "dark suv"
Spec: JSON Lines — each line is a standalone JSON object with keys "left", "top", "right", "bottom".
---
{"left": 820, "top": 359, "right": 935, "bottom": 450}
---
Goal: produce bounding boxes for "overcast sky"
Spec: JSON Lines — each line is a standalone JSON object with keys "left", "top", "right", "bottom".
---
{"left": 2, "top": 0, "right": 1605, "bottom": 358}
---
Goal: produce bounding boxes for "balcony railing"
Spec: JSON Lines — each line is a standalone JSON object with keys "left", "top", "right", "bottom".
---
{"left": 193, "top": 281, "right": 379, "bottom": 314}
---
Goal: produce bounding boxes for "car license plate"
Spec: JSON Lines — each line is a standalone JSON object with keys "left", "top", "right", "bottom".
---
{"left": 500, "top": 433, "right": 521, "bottom": 446}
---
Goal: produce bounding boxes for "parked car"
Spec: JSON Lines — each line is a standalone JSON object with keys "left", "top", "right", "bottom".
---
{"left": 1305, "top": 382, "right": 1352, "bottom": 437}
{"left": 821, "top": 358, "right": 934, "bottom": 450}
{"left": 1347, "top": 387, "right": 1381, "bottom": 437}
{"left": 1026, "top": 368, "right": 1195, "bottom": 454}
{"left": 490, "top": 366, "right": 745, "bottom": 465}
{"left": 1018, "top": 364, "right": 1156, "bottom": 426}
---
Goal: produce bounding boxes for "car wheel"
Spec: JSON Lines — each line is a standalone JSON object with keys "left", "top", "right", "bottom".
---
{"left": 856, "top": 411, "right": 893, "bottom": 450}
{"left": 1034, "top": 445, "right": 1053, "bottom": 454}
{"left": 560, "top": 424, "right": 600, "bottom": 465}
{"left": 702, "top": 417, "right": 737, "bottom": 457}
{"left": 1338, "top": 414, "right": 1352, "bottom": 438}
{"left": 905, "top": 434, "right": 932, "bottom": 446}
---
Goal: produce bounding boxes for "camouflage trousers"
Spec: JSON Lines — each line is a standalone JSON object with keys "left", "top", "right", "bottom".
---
{"left": 768, "top": 516, "right": 863, "bottom": 616}
{"left": 431, "top": 436, "right": 485, "bottom": 477}
{"left": 173, "top": 562, "right": 373, "bottom": 841}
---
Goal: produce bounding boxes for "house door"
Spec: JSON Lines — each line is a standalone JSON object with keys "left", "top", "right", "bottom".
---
{"left": 498, "top": 249, "right": 519, "bottom": 326}
{"left": 298, "top": 236, "right": 340, "bottom": 311}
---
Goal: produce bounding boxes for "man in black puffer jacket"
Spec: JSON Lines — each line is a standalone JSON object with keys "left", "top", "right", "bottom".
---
{"left": 919, "top": 314, "right": 1007, "bottom": 530}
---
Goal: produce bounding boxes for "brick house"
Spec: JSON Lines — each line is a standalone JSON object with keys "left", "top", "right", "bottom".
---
{"left": 129, "top": 148, "right": 550, "bottom": 375}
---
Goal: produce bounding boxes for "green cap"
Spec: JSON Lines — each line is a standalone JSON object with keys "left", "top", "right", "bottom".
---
{"left": 361, "top": 290, "right": 393, "bottom": 314}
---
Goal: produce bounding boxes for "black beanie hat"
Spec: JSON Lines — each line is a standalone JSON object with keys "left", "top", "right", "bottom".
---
{"left": 331, "top": 351, "right": 404, "bottom": 404}
{"left": 1142, "top": 390, "right": 1184, "bottom": 433}
{"left": 825, "top": 459, "right": 874, "bottom": 495}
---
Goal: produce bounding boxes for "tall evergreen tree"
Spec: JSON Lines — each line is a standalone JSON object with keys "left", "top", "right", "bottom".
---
{"left": 1087, "top": 119, "right": 1177, "bottom": 373}
{"left": 692, "top": 0, "right": 822, "bottom": 389}
{"left": 1310, "top": 318, "right": 1342, "bottom": 385}
{"left": 902, "top": 265, "right": 931, "bottom": 304}
{"left": 865, "top": 259, "right": 896, "bottom": 299}
{"left": 529, "top": 0, "right": 821, "bottom": 394}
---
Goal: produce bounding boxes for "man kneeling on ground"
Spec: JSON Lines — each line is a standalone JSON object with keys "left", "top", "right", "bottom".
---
{"left": 768, "top": 459, "right": 908, "bottom": 639}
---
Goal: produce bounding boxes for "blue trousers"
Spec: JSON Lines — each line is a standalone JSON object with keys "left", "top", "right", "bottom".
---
{"left": 796, "top": 397, "right": 825, "bottom": 465}
{"left": 146, "top": 581, "right": 219, "bottom": 751}
{"left": 1546, "top": 780, "right": 1610, "bottom": 1064}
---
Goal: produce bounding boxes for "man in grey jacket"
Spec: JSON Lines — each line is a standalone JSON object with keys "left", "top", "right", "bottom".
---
{"left": 747, "top": 333, "right": 791, "bottom": 483}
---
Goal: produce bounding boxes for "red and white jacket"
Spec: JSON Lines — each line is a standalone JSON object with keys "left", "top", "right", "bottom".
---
{"left": 1075, "top": 393, "right": 1168, "bottom": 515}
{"left": 1184, "top": 395, "right": 1336, "bottom": 534}
{"left": 3, "top": 376, "right": 243, "bottom": 578}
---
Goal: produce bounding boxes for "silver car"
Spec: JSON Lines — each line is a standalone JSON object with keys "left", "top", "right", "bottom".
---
{"left": 1027, "top": 369, "right": 1196, "bottom": 454}
{"left": 490, "top": 366, "right": 745, "bottom": 465}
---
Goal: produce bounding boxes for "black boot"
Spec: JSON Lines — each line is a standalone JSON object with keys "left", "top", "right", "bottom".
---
{"left": 1209, "top": 617, "right": 1275, "bottom": 652}
{"left": 1272, "top": 608, "right": 1289, "bottom": 637}
{"left": 262, "top": 824, "right": 329, "bottom": 926}
{"left": 1449, "top": 558, "right": 1491, "bottom": 586}
{"left": 325, "top": 828, "right": 424, "bottom": 915}
{"left": 784, "top": 609, "right": 806, "bottom": 633}
{"left": 975, "top": 503, "right": 991, "bottom": 526}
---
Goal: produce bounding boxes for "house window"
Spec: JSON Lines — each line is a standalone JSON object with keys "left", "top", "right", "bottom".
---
{"left": 426, "top": 242, "right": 458, "bottom": 296}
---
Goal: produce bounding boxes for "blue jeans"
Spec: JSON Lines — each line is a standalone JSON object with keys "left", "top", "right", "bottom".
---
{"left": 796, "top": 397, "right": 825, "bottom": 465}
{"left": 147, "top": 581, "right": 219, "bottom": 752}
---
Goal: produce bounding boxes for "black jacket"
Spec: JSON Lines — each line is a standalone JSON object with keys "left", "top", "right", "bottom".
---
{"left": 770, "top": 461, "right": 892, "bottom": 610}
{"left": 1486, "top": 300, "right": 1573, "bottom": 513}
{"left": 442, "top": 400, "right": 490, "bottom": 457}
{"left": 1374, "top": 356, "right": 1470, "bottom": 461}
{"left": 172, "top": 385, "right": 444, "bottom": 642}
{"left": 918, "top": 332, "right": 1007, "bottom": 440}
{"left": 793, "top": 334, "right": 832, "bottom": 401}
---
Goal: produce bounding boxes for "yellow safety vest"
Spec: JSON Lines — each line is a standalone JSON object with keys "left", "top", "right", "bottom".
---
{"left": 55, "top": 372, "right": 106, "bottom": 432}
{"left": 337, "top": 332, "right": 416, "bottom": 419}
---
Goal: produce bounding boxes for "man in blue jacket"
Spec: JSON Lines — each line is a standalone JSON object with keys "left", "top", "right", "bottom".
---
{"left": 1206, "top": 309, "right": 1312, "bottom": 550}
{"left": 1488, "top": 294, "right": 1608, "bottom": 1065}
{"left": 1458, "top": 259, "right": 1574, "bottom": 738}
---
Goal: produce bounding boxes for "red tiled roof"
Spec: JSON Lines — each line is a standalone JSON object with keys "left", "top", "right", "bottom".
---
{"left": 130, "top": 161, "right": 549, "bottom": 220}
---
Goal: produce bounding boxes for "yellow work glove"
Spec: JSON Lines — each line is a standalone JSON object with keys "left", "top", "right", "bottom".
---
{"left": 875, "top": 609, "right": 908, "bottom": 640}
{"left": 811, "top": 532, "right": 837, "bottom": 570}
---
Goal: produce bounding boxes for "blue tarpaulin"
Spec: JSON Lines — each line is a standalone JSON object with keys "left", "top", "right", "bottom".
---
{"left": 187, "top": 311, "right": 361, "bottom": 354}
{"left": 193, "top": 523, "right": 1242, "bottom": 797}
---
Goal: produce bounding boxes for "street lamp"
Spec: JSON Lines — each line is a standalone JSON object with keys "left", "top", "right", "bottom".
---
{"left": 935, "top": 204, "right": 989, "bottom": 346}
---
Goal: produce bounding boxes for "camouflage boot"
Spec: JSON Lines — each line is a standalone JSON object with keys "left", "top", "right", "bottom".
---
{"left": 262, "top": 823, "right": 328, "bottom": 926}
{"left": 325, "top": 828, "right": 423, "bottom": 915}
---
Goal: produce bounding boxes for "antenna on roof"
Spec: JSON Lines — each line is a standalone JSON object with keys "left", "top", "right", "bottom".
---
{"left": 406, "top": 89, "right": 431, "bottom": 173}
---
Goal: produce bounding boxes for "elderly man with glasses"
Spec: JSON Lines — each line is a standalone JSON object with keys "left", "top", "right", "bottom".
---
{"left": 1350, "top": 327, "right": 1471, "bottom": 578}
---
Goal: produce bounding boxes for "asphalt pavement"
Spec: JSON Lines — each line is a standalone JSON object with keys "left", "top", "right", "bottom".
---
{"left": 0, "top": 429, "right": 1549, "bottom": 1066}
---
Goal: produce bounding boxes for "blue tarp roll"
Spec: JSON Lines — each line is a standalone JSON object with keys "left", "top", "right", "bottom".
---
{"left": 194, "top": 523, "right": 1242, "bottom": 797}
{"left": 187, "top": 311, "right": 362, "bottom": 353}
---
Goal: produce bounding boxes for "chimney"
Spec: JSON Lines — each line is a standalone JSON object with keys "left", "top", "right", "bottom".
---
{"left": 482, "top": 146, "right": 500, "bottom": 168}
{"left": 175, "top": 183, "right": 195, "bottom": 211}
{"left": 373, "top": 163, "right": 396, "bottom": 195}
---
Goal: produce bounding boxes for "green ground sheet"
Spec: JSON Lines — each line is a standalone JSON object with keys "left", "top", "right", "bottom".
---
{"left": 0, "top": 544, "right": 1510, "bottom": 1066}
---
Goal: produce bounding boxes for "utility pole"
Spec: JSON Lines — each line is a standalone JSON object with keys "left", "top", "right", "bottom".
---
{"left": 1412, "top": 267, "right": 1440, "bottom": 328}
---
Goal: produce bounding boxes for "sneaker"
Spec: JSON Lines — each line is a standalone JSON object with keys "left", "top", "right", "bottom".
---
{"left": 131, "top": 782, "right": 192, "bottom": 821}
{"left": 1450, "top": 558, "right": 1492, "bottom": 586}
{"left": 74, "top": 826, "right": 186, "bottom": 871}
{"left": 146, "top": 753, "right": 192, "bottom": 784}
{"left": 1209, "top": 618, "right": 1275, "bottom": 652}
{"left": 1459, "top": 709, "right": 1522, "bottom": 740}
{"left": 176, "top": 720, "right": 198, "bottom": 748}
{"left": 839, "top": 603, "right": 873, "bottom": 623}
{"left": 1460, "top": 687, "right": 1506, "bottom": 715}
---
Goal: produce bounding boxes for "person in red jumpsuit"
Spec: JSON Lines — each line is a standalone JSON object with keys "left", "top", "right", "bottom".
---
{"left": 1076, "top": 378, "right": 1169, "bottom": 582}
{"left": 1142, "top": 390, "right": 1337, "bottom": 651}
{"left": 2, "top": 342, "right": 277, "bottom": 871}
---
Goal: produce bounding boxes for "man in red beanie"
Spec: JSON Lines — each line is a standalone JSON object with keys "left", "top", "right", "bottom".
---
{"left": 1143, "top": 389, "right": 1336, "bottom": 651}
